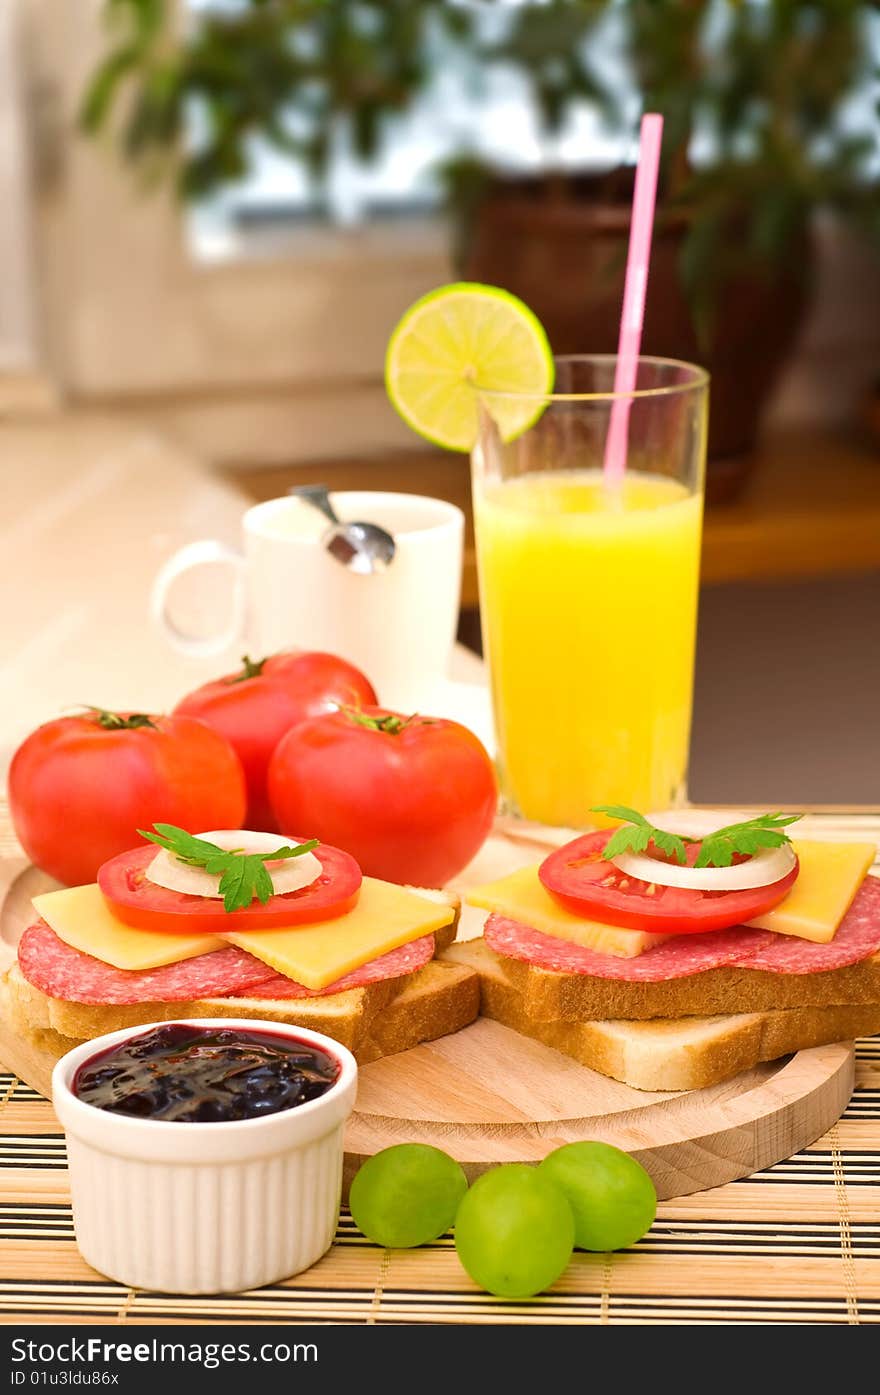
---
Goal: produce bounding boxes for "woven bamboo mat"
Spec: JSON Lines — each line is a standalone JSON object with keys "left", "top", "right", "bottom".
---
{"left": 2, "top": 811, "right": 879, "bottom": 1325}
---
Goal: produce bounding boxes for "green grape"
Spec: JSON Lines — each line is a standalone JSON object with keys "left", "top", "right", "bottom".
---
{"left": 453, "top": 1164, "right": 574, "bottom": 1298}
{"left": 349, "top": 1144, "right": 468, "bottom": 1248}
{"left": 538, "top": 1141, "right": 657, "bottom": 1251}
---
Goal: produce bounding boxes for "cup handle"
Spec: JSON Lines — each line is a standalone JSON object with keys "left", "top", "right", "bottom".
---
{"left": 150, "top": 540, "right": 246, "bottom": 659}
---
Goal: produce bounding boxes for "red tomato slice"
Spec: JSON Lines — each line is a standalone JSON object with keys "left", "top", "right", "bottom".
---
{"left": 98, "top": 842, "right": 362, "bottom": 934}
{"left": 539, "top": 830, "right": 799, "bottom": 934}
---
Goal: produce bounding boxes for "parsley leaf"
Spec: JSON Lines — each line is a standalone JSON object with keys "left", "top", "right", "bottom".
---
{"left": 694, "top": 813, "right": 801, "bottom": 868}
{"left": 593, "top": 806, "right": 689, "bottom": 865}
{"left": 138, "top": 824, "right": 319, "bottom": 913}
{"left": 603, "top": 822, "right": 653, "bottom": 859}
{"left": 591, "top": 807, "right": 801, "bottom": 870}
{"left": 591, "top": 805, "right": 653, "bottom": 828}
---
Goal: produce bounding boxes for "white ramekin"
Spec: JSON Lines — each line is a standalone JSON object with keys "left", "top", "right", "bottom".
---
{"left": 52, "top": 1018, "right": 358, "bottom": 1294}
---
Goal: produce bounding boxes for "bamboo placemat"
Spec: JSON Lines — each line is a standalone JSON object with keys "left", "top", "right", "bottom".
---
{"left": 2, "top": 812, "right": 880, "bottom": 1325}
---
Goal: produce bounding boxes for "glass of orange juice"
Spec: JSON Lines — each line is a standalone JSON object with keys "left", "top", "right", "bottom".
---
{"left": 472, "top": 355, "right": 709, "bottom": 828}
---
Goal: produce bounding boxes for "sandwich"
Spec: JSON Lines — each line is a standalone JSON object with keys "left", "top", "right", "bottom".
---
{"left": 446, "top": 808, "right": 880, "bottom": 1091}
{"left": 3, "top": 825, "right": 479, "bottom": 1072}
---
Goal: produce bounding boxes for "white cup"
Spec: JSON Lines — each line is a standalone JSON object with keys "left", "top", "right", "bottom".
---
{"left": 151, "top": 491, "right": 464, "bottom": 711}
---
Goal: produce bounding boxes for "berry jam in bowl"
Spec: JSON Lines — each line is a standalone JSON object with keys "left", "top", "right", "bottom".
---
{"left": 72, "top": 1022, "right": 341, "bottom": 1123}
{"left": 52, "top": 1019, "right": 358, "bottom": 1294}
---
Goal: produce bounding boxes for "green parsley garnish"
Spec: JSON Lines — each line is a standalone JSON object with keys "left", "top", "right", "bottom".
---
{"left": 138, "top": 823, "right": 319, "bottom": 914}
{"left": 592, "top": 806, "right": 801, "bottom": 869}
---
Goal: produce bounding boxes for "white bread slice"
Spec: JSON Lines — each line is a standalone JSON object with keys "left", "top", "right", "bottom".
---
{"left": 3, "top": 957, "right": 479, "bottom": 1075}
{"left": 5, "top": 891, "right": 476, "bottom": 1065}
{"left": 459, "top": 933, "right": 880, "bottom": 1022}
{"left": 446, "top": 938, "right": 880, "bottom": 1091}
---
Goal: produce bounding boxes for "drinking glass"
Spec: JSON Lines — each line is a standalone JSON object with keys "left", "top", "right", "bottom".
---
{"left": 472, "top": 355, "right": 709, "bottom": 828}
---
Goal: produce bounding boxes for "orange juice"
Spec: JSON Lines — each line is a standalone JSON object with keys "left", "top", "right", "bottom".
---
{"left": 474, "top": 470, "right": 703, "bottom": 827}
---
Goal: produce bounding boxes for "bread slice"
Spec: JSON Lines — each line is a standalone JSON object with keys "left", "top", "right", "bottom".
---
{"left": 457, "top": 934, "right": 880, "bottom": 1022}
{"left": 4, "top": 896, "right": 477, "bottom": 1065}
{"left": 446, "top": 939, "right": 880, "bottom": 1090}
{"left": 3, "top": 957, "right": 479, "bottom": 1070}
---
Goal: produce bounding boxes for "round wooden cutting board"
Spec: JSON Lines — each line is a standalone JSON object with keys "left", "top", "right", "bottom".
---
{"left": 0, "top": 830, "right": 856, "bottom": 1200}
{"left": 346, "top": 1020, "right": 853, "bottom": 1199}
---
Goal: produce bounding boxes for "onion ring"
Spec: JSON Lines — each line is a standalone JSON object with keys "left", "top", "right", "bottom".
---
{"left": 611, "top": 840, "right": 797, "bottom": 891}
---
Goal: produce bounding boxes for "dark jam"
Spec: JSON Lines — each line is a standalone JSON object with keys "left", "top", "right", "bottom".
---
{"left": 72, "top": 1024, "right": 340, "bottom": 1123}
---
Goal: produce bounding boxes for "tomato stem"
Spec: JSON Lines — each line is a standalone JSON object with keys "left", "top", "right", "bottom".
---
{"left": 228, "top": 654, "right": 268, "bottom": 683}
{"left": 82, "top": 707, "right": 158, "bottom": 731}
{"left": 341, "top": 706, "right": 416, "bottom": 736}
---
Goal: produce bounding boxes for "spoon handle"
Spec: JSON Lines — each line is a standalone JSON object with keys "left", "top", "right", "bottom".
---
{"left": 288, "top": 484, "right": 339, "bottom": 526}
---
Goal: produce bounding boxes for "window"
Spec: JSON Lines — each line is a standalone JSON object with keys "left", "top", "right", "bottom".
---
{"left": 187, "top": 0, "right": 631, "bottom": 263}
{"left": 23, "top": 0, "right": 452, "bottom": 459}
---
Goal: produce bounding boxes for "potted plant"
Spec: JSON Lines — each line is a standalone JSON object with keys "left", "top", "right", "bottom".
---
{"left": 454, "top": 0, "right": 880, "bottom": 497}
{"left": 84, "top": 0, "right": 879, "bottom": 499}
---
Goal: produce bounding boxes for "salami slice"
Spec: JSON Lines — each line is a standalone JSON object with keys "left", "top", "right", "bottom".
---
{"left": 484, "top": 916, "right": 776, "bottom": 981}
{"left": 736, "top": 876, "right": 880, "bottom": 974}
{"left": 17, "top": 923, "right": 278, "bottom": 1005}
{"left": 485, "top": 875, "right": 880, "bottom": 981}
{"left": 241, "top": 933, "right": 436, "bottom": 999}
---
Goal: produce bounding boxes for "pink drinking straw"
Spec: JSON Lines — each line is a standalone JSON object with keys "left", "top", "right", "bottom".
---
{"left": 603, "top": 112, "right": 664, "bottom": 485}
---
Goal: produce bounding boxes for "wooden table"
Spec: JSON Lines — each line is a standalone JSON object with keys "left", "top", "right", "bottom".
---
{"left": 231, "top": 426, "right": 880, "bottom": 609}
{"left": 1, "top": 810, "right": 879, "bottom": 1325}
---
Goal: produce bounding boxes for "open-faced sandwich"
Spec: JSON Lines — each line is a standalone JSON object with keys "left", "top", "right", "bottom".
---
{"left": 447, "top": 809, "right": 880, "bottom": 1090}
{"left": 3, "top": 825, "right": 479, "bottom": 1065}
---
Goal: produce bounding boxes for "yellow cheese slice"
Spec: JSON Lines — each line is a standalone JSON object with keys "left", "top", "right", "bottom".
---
{"left": 465, "top": 866, "right": 667, "bottom": 958}
{"left": 222, "top": 878, "right": 455, "bottom": 989}
{"left": 32, "top": 885, "right": 225, "bottom": 970}
{"left": 747, "top": 839, "right": 876, "bottom": 942}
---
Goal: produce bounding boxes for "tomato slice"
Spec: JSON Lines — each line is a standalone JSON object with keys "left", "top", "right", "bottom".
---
{"left": 538, "top": 830, "right": 799, "bottom": 934}
{"left": 98, "top": 842, "right": 362, "bottom": 934}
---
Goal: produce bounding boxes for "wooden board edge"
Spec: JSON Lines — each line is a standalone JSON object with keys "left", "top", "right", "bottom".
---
{"left": 343, "top": 1042, "right": 854, "bottom": 1201}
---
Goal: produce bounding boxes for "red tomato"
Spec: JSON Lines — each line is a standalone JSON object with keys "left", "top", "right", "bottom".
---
{"left": 175, "top": 652, "right": 377, "bottom": 831}
{"left": 267, "top": 706, "right": 498, "bottom": 887}
{"left": 539, "top": 830, "right": 800, "bottom": 934}
{"left": 8, "top": 711, "right": 246, "bottom": 886}
{"left": 98, "top": 841, "right": 361, "bottom": 933}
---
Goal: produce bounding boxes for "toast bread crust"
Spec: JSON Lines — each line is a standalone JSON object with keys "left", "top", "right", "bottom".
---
{"left": 445, "top": 938, "right": 880, "bottom": 1090}
{"left": 4, "top": 894, "right": 473, "bottom": 1066}
{"left": 3, "top": 959, "right": 479, "bottom": 1065}
{"left": 448, "top": 935, "right": 880, "bottom": 1020}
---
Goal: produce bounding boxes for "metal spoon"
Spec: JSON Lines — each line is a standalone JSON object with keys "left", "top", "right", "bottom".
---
{"left": 289, "top": 484, "right": 396, "bottom": 575}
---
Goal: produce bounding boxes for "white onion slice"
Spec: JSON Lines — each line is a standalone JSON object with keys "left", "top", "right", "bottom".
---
{"left": 611, "top": 841, "right": 796, "bottom": 892}
{"left": 146, "top": 829, "right": 321, "bottom": 900}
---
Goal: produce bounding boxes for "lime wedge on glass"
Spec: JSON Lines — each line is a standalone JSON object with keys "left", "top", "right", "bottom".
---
{"left": 385, "top": 282, "right": 554, "bottom": 451}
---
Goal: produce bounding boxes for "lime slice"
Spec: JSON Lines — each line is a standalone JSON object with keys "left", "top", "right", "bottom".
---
{"left": 385, "top": 282, "right": 554, "bottom": 451}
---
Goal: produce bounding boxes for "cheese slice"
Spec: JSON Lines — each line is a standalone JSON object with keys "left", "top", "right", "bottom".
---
{"left": 221, "top": 878, "right": 455, "bottom": 989}
{"left": 32, "top": 885, "right": 225, "bottom": 970}
{"left": 747, "top": 839, "right": 876, "bottom": 942}
{"left": 466, "top": 866, "right": 667, "bottom": 958}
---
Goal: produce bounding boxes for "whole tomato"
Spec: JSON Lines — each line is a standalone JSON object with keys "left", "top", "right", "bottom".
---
{"left": 267, "top": 706, "right": 498, "bottom": 886}
{"left": 8, "top": 709, "right": 246, "bottom": 886}
{"left": 175, "top": 652, "right": 377, "bottom": 831}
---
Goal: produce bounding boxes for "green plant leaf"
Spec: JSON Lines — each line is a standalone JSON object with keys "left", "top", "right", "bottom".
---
{"left": 79, "top": 47, "right": 141, "bottom": 132}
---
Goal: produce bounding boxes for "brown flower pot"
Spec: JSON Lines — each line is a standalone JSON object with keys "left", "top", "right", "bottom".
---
{"left": 462, "top": 174, "right": 812, "bottom": 503}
